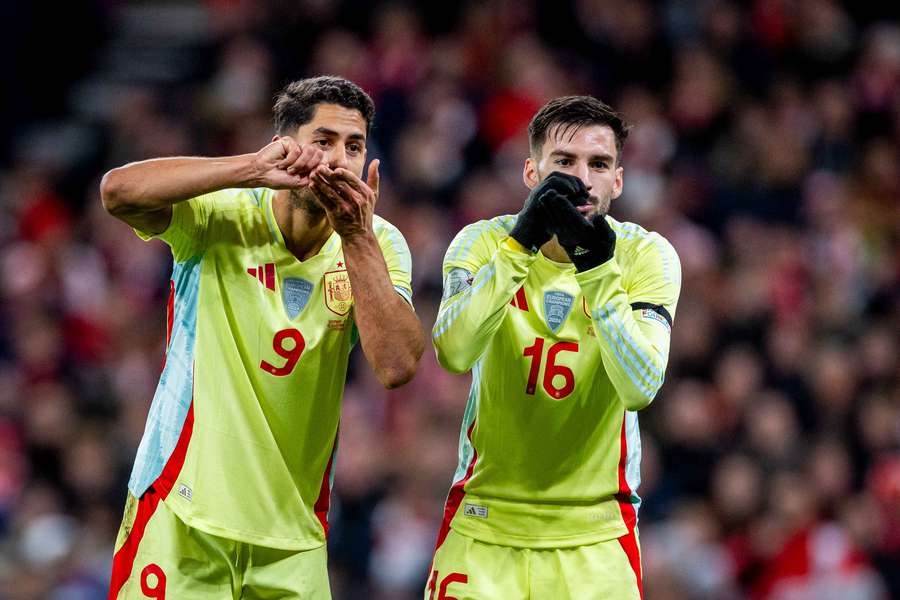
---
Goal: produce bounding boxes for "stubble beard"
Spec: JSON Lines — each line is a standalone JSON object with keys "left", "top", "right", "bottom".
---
{"left": 590, "top": 193, "right": 612, "bottom": 218}
{"left": 289, "top": 186, "right": 326, "bottom": 220}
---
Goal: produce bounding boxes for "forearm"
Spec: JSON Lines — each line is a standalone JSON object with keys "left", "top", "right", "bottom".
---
{"left": 343, "top": 233, "right": 424, "bottom": 389}
{"left": 100, "top": 154, "right": 259, "bottom": 215}
{"left": 432, "top": 239, "right": 535, "bottom": 373}
{"left": 577, "top": 261, "right": 671, "bottom": 410}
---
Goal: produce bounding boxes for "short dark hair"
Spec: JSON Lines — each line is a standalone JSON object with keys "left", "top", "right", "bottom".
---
{"left": 273, "top": 76, "right": 375, "bottom": 136}
{"left": 528, "top": 96, "right": 630, "bottom": 162}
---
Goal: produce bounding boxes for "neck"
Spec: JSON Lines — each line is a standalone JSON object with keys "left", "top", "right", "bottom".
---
{"left": 273, "top": 190, "right": 334, "bottom": 261}
{"left": 540, "top": 237, "right": 572, "bottom": 263}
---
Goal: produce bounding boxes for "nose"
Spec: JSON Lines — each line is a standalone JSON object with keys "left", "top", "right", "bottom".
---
{"left": 327, "top": 144, "right": 349, "bottom": 170}
{"left": 574, "top": 163, "right": 592, "bottom": 192}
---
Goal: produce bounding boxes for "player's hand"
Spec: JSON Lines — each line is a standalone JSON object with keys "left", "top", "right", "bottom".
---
{"left": 510, "top": 172, "right": 590, "bottom": 252}
{"left": 252, "top": 136, "right": 324, "bottom": 189}
{"left": 542, "top": 190, "right": 616, "bottom": 270}
{"left": 309, "top": 160, "right": 380, "bottom": 240}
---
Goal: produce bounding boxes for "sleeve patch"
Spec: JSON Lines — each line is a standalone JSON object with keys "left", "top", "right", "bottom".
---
{"left": 632, "top": 301, "right": 673, "bottom": 331}
{"left": 442, "top": 268, "right": 474, "bottom": 300}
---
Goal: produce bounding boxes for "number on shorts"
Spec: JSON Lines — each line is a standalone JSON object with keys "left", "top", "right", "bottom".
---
{"left": 429, "top": 570, "right": 468, "bottom": 600}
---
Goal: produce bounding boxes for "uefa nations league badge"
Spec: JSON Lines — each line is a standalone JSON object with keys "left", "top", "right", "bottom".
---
{"left": 282, "top": 277, "right": 314, "bottom": 319}
{"left": 544, "top": 291, "right": 574, "bottom": 333}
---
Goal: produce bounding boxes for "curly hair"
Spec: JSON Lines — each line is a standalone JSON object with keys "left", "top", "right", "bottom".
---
{"left": 273, "top": 76, "right": 375, "bottom": 136}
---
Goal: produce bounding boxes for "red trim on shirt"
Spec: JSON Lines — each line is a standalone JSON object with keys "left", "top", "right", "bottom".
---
{"left": 264, "top": 262, "right": 276, "bottom": 291}
{"left": 165, "top": 280, "right": 175, "bottom": 348}
{"left": 514, "top": 286, "right": 529, "bottom": 311}
{"left": 108, "top": 401, "right": 195, "bottom": 599}
{"left": 314, "top": 435, "right": 338, "bottom": 537}
{"left": 433, "top": 420, "right": 478, "bottom": 553}
{"left": 615, "top": 414, "right": 643, "bottom": 599}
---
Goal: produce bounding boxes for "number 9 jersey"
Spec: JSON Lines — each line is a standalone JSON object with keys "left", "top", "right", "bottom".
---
{"left": 127, "top": 188, "right": 412, "bottom": 551}
{"left": 432, "top": 215, "right": 680, "bottom": 549}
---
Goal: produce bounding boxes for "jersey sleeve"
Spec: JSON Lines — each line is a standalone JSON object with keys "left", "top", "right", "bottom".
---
{"left": 576, "top": 232, "right": 682, "bottom": 411}
{"left": 432, "top": 218, "right": 536, "bottom": 373}
{"left": 133, "top": 192, "right": 219, "bottom": 262}
{"left": 374, "top": 218, "right": 414, "bottom": 305}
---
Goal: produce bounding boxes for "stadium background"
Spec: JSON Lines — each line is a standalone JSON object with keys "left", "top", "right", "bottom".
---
{"left": 1, "top": 1, "right": 898, "bottom": 598}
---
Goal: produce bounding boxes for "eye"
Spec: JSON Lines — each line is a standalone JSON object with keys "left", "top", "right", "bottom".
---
{"left": 555, "top": 158, "right": 573, "bottom": 166}
{"left": 347, "top": 143, "right": 362, "bottom": 154}
{"left": 591, "top": 161, "right": 608, "bottom": 170}
{"left": 315, "top": 139, "right": 330, "bottom": 148}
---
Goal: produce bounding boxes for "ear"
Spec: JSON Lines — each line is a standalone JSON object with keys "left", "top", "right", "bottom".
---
{"left": 611, "top": 165, "right": 624, "bottom": 199}
{"left": 272, "top": 135, "right": 280, "bottom": 142}
{"left": 523, "top": 157, "right": 539, "bottom": 190}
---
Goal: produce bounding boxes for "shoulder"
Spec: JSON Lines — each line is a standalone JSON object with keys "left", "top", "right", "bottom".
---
{"left": 610, "top": 217, "right": 680, "bottom": 285}
{"left": 189, "top": 188, "right": 271, "bottom": 222}
{"left": 447, "top": 215, "right": 516, "bottom": 251}
{"left": 373, "top": 215, "right": 410, "bottom": 250}
{"left": 372, "top": 215, "right": 412, "bottom": 265}
{"left": 373, "top": 214, "right": 403, "bottom": 238}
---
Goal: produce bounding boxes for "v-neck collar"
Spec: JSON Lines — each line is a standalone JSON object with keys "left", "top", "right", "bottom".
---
{"left": 263, "top": 189, "right": 340, "bottom": 263}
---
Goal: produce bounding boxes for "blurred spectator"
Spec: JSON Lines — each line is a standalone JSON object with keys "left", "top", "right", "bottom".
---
{"left": 1, "top": 1, "right": 897, "bottom": 598}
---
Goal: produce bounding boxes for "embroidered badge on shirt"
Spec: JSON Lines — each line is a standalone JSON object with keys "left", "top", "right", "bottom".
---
{"left": 324, "top": 270, "right": 353, "bottom": 316}
{"left": 282, "top": 277, "right": 314, "bottom": 319}
{"left": 544, "top": 291, "right": 574, "bottom": 333}
{"left": 443, "top": 267, "right": 474, "bottom": 300}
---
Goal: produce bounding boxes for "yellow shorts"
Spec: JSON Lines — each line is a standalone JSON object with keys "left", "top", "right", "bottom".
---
{"left": 108, "top": 489, "right": 331, "bottom": 599}
{"left": 426, "top": 528, "right": 642, "bottom": 600}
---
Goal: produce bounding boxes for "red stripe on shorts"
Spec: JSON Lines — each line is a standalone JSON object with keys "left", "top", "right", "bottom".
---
{"left": 615, "top": 414, "right": 643, "bottom": 599}
{"left": 108, "top": 401, "right": 195, "bottom": 599}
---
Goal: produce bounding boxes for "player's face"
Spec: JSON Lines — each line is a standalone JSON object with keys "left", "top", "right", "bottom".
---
{"left": 293, "top": 103, "right": 368, "bottom": 175}
{"left": 286, "top": 103, "right": 368, "bottom": 213}
{"left": 523, "top": 123, "right": 624, "bottom": 217}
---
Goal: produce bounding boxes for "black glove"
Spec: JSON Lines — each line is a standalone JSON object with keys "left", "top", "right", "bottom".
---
{"left": 510, "top": 172, "right": 590, "bottom": 252}
{"left": 542, "top": 190, "right": 616, "bottom": 270}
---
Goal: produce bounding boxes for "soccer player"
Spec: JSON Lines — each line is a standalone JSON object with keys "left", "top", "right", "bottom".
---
{"left": 101, "top": 76, "right": 424, "bottom": 599}
{"left": 427, "top": 96, "right": 681, "bottom": 599}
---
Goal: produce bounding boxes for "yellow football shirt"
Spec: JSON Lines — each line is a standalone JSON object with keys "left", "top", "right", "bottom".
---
{"left": 433, "top": 215, "right": 680, "bottom": 548}
{"left": 130, "top": 187, "right": 412, "bottom": 550}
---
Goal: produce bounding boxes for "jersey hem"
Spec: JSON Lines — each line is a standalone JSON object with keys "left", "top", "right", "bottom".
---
{"left": 449, "top": 520, "right": 628, "bottom": 549}
{"left": 163, "top": 497, "right": 326, "bottom": 552}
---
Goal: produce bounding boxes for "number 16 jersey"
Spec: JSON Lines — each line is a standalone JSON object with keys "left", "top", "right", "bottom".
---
{"left": 432, "top": 215, "right": 680, "bottom": 549}
{"left": 130, "top": 188, "right": 412, "bottom": 551}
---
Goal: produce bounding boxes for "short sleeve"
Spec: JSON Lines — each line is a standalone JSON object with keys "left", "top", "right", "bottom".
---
{"left": 374, "top": 218, "right": 414, "bottom": 306}
{"left": 626, "top": 233, "right": 682, "bottom": 320}
{"left": 442, "top": 216, "right": 516, "bottom": 277}
{"left": 133, "top": 192, "right": 218, "bottom": 261}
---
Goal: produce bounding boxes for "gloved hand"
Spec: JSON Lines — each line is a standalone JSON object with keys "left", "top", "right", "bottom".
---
{"left": 509, "top": 172, "right": 590, "bottom": 252}
{"left": 542, "top": 190, "right": 616, "bottom": 270}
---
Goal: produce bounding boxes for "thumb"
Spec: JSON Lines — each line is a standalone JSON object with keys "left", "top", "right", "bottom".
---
{"left": 367, "top": 159, "right": 380, "bottom": 202}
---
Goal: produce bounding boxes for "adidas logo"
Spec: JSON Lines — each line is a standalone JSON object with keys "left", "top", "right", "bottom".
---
{"left": 247, "top": 263, "right": 276, "bottom": 291}
{"left": 573, "top": 246, "right": 589, "bottom": 256}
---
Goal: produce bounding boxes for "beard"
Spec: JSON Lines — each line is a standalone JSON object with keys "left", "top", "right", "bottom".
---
{"left": 289, "top": 186, "right": 326, "bottom": 219}
{"left": 587, "top": 193, "right": 612, "bottom": 218}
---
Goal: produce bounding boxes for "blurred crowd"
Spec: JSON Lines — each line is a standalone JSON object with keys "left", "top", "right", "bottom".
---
{"left": 1, "top": 1, "right": 898, "bottom": 599}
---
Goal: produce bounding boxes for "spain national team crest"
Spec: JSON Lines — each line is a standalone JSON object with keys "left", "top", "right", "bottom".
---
{"left": 544, "top": 291, "right": 574, "bottom": 333}
{"left": 282, "top": 277, "right": 314, "bottom": 319}
{"left": 324, "top": 270, "right": 353, "bottom": 315}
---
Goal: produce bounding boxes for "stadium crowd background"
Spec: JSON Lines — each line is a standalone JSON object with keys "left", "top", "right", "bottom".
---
{"left": 1, "top": 1, "right": 898, "bottom": 598}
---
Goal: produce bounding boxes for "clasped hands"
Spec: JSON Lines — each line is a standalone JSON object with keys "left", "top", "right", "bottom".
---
{"left": 509, "top": 171, "right": 616, "bottom": 271}
{"left": 254, "top": 136, "right": 378, "bottom": 239}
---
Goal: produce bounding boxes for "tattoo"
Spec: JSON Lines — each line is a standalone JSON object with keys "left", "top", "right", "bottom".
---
{"left": 442, "top": 268, "right": 474, "bottom": 300}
